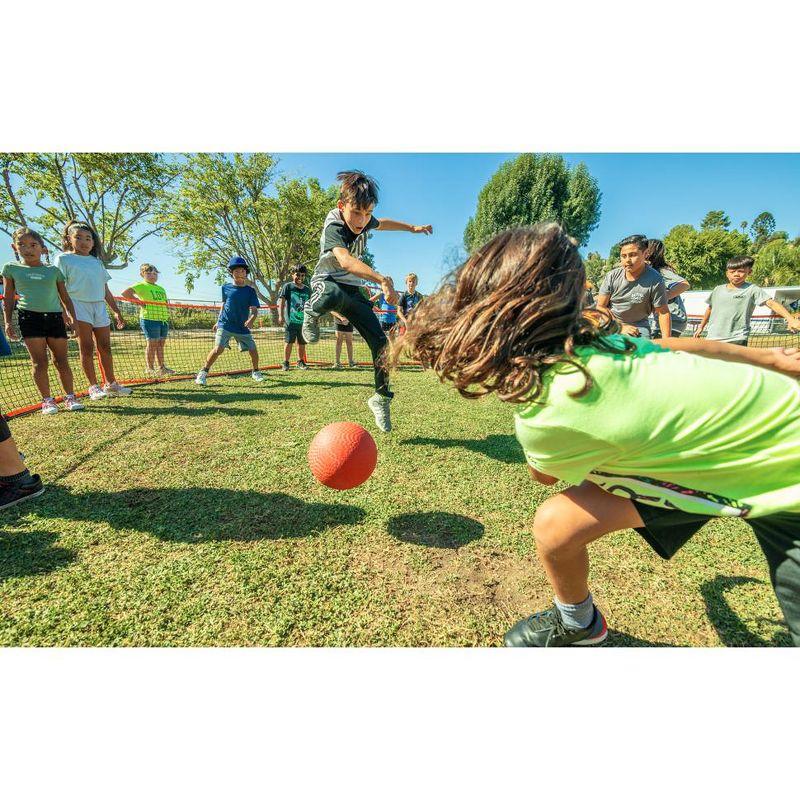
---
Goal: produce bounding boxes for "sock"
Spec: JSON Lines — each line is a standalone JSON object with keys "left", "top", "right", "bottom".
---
{"left": 554, "top": 593, "right": 595, "bottom": 630}
{"left": 0, "top": 468, "right": 31, "bottom": 486}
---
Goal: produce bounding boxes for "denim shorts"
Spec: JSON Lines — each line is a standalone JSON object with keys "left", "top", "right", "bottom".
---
{"left": 215, "top": 327, "right": 257, "bottom": 352}
{"left": 140, "top": 319, "right": 169, "bottom": 340}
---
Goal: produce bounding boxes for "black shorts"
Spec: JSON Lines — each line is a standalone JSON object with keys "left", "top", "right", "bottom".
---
{"left": 335, "top": 322, "right": 353, "bottom": 333}
{"left": 632, "top": 501, "right": 800, "bottom": 645}
{"left": 18, "top": 310, "right": 67, "bottom": 340}
{"left": 284, "top": 323, "right": 306, "bottom": 344}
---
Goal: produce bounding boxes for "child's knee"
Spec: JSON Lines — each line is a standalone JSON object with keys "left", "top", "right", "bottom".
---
{"left": 532, "top": 495, "right": 579, "bottom": 553}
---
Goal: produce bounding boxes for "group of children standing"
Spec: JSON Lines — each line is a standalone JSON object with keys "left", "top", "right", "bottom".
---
{"left": 593, "top": 234, "right": 800, "bottom": 343}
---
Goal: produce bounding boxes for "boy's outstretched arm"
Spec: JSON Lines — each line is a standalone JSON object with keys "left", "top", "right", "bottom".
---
{"left": 660, "top": 336, "right": 800, "bottom": 378}
{"left": 766, "top": 298, "right": 800, "bottom": 331}
{"left": 375, "top": 219, "right": 433, "bottom": 235}
{"left": 332, "top": 248, "right": 398, "bottom": 303}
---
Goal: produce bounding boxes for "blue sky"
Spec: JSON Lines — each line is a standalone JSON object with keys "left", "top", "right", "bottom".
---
{"left": 7, "top": 154, "right": 800, "bottom": 300}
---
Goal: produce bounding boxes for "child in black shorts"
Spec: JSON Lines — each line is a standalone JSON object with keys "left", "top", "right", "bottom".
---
{"left": 278, "top": 265, "right": 311, "bottom": 371}
{"left": 332, "top": 312, "right": 356, "bottom": 368}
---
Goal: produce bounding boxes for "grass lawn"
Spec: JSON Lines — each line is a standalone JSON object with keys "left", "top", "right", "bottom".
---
{"left": 0, "top": 367, "right": 792, "bottom": 646}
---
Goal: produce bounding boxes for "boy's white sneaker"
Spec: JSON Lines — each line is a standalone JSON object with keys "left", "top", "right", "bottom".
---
{"left": 104, "top": 382, "right": 133, "bottom": 397}
{"left": 87, "top": 384, "right": 107, "bottom": 401}
{"left": 195, "top": 369, "right": 208, "bottom": 386}
{"left": 41, "top": 398, "right": 58, "bottom": 415}
{"left": 367, "top": 393, "right": 392, "bottom": 433}
{"left": 64, "top": 394, "right": 84, "bottom": 411}
{"left": 252, "top": 370, "right": 264, "bottom": 382}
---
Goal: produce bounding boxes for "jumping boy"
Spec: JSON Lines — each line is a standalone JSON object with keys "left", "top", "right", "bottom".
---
{"left": 278, "top": 265, "right": 310, "bottom": 371}
{"left": 693, "top": 256, "right": 800, "bottom": 344}
{"left": 596, "top": 234, "right": 672, "bottom": 339}
{"left": 195, "top": 256, "right": 264, "bottom": 385}
{"left": 301, "top": 171, "right": 432, "bottom": 432}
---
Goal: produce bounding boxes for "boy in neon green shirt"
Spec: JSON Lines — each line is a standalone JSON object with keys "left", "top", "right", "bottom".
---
{"left": 122, "top": 264, "right": 175, "bottom": 378}
{"left": 400, "top": 223, "right": 800, "bottom": 647}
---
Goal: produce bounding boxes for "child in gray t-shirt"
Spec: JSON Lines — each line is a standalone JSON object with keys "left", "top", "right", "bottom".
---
{"left": 694, "top": 256, "right": 800, "bottom": 344}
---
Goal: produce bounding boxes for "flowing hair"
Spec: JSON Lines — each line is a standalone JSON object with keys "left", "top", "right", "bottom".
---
{"left": 61, "top": 220, "right": 100, "bottom": 258}
{"left": 645, "top": 238, "right": 670, "bottom": 273}
{"left": 393, "top": 223, "right": 631, "bottom": 404}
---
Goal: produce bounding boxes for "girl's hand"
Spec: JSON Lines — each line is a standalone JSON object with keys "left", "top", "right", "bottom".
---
{"left": 620, "top": 324, "right": 641, "bottom": 337}
{"left": 787, "top": 318, "right": 800, "bottom": 333}
{"left": 114, "top": 312, "right": 125, "bottom": 330}
{"left": 693, "top": 328, "right": 703, "bottom": 338}
{"left": 413, "top": 224, "right": 433, "bottom": 235}
{"left": 4, "top": 323, "right": 16, "bottom": 341}
{"left": 65, "top": 314, "right": 75, "bottom": 330}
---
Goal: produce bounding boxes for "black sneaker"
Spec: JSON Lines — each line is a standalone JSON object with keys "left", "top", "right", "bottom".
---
{"left": 0, "top": 474, "right": 45, "bottom": 511}
{"left": 297, "top": 360, "right": 309, "bottom": 371}
{"left": 281, "top": 361, "right": 290, "bottom": 371}
{"left": 504, "top": 605, "right": 608, "bottom": 647}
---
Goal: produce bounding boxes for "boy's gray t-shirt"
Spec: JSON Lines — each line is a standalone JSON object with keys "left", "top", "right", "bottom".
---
{"left": 312, "top": 208, "right": 380, "bottom": 287}
{"left": 598, "top": 265, "right": 668, "bottom": 325}
{"left": 706, "top": 282, "right": 770, "bottom": 342}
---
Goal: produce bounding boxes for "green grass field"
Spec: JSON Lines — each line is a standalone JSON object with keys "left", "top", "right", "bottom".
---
{"left": 0, "top": 367, "right": 792, "bottom": 646}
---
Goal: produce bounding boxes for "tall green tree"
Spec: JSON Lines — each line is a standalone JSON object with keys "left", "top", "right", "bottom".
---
{"left": 751, "top": 239, "right": 800, "bottom": 286}
{"left": 463, "top": 154, "right": 601, "bottom": 251}
{"left": 1, "top": 153, "right": 181, "bottom": 264}
{"left": 664, "top": 223, "right": 751, "bottom": 288}
{"left": 701, "top": 210, "right": 731, "bottom": 230}
{"left": 583, "top": 251, "right": 609, "bottom": 287}
{"left": 750, "top": 211, "right": 776, "bottom": 250}
{"left": 160, "top": 153, "right": 337, "bottom": 311}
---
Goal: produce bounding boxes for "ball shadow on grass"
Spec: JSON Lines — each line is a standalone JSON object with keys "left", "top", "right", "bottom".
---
{"left": 387, "top": 511, "right": 484, "bottom": 549}
{"left": 25, "top": 486, "right": 366, "bottom": 544}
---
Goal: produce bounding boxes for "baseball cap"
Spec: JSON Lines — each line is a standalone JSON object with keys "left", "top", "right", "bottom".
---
{"left": 228, "top": 255, "right": 249, "bottom": 271}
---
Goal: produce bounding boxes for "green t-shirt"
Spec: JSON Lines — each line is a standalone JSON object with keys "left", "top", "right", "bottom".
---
{"left": 514, "top": 335, "right": 800, "bottom": 518}
{"left": 131, "top": 282, "right": 169, "bottom": 321}
{"left": 1, "top": 262, "right": 65, "bottom": 312}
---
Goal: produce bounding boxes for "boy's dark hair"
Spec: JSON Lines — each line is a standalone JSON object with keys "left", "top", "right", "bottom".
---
{"left": 394, "top": 223, "right": 631, "bottom": 404}
{"left": 62, "top": 220, "right": 100, "bottom": 258}
{"left": 618, "top": 234, "right": 649, "bottom": 252}
{"left": 337, "top": 170, "right": 379, "bottom": 208}
{"left": 293, "top": 264, "right": 307, "bottom": 274}
{"left": 726, "top": 256, "right": 755, "bottom": 270}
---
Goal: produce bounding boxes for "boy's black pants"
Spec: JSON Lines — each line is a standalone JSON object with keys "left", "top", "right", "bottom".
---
{"left": 306, "top": 278, "right": 392, "bottom": 398}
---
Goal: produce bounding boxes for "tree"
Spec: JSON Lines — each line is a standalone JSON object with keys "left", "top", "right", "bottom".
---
{"left": 1, "top": 153, "right": 180, "bottom": 264}
{"left": 751, "top": 239, "right": 800, "bottom": 286}
{"left": 583, "top": 251, "right": 609, "bottom": 288}
{"left": 463, "top": 154, "right": 601, "bottom": 251}
{"left": 750, "top": 211, "right": 776, "bottom": 250}
{"left": 664, "top": 223, "right": 751, "bottom": 288}
{"left": 700, "top": 210, "right": 731, "bottom": 231}
{"left": 160, "top": 153, "right": 337, "bottom": 314}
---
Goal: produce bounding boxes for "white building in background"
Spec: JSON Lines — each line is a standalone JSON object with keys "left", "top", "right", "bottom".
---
{"left": 682, "top": 286, "right": 800, "bottom": 334}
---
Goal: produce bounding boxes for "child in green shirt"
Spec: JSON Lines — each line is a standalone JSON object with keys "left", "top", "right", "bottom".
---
{"left": 121, "top": 264, "right": 175, "bottom": 377}
{"left": 399, "top": 223, "right": 800, "bottom": 647}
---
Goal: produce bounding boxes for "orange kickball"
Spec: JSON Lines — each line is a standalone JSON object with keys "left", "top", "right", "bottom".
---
{"left": 308, "top": 422, "right": 378, "bottom": 490}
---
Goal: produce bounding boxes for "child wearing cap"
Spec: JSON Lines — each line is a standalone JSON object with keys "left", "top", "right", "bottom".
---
{"left": 195, "top": 256, "right": 264, "bottom": 385}
{"left": 278, "top": 265, "right": 311, "bottom": 371}
{"left": 121, "top": 264, "right": 175, "bottom": 377}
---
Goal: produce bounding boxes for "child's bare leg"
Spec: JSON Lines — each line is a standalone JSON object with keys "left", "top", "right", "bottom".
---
{"left": 202, "top": 346, "right": 225, "bottom": 372}
{"left": 533, "top": 481, "right": 644, "bottom": 604}
{"left": 335, "top": 334, "right": 343, "bottom": 363}
{"left": 145, "top": 339, "right": 156, "bottom": 370}
{"left": 155, "top": 339, "right": 166, "bottom": 368}
{"left": 345, "top": 333, "right": 354, "bottom": 363}
{"left": 76, "top": 322, "right": 99, "bottom": 385}
{"left": 49, "top": 338, "right": 75, "bottom": 395}
{"left": 248, "top": 347, "right": 259, "bottom": 371}
{"left": 25, "top": 338, "right": 52, "bottom": 398}
{"left": 284, "top": 342, "right": 293, "bottom": 362}
{"left": 93, "top": 326, "right": 117, "bottom": 384}
{"left": 298, "top": 344, "right": 307, "bottom": 363}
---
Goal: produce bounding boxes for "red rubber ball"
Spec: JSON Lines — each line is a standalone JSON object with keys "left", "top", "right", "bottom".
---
{"left": 308, "top": 422, "right": 378, "bottom": 490}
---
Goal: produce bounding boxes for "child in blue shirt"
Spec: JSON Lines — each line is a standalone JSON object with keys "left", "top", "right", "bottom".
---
{"left": 195, "top": 257, "right": 264, "bottom": 385}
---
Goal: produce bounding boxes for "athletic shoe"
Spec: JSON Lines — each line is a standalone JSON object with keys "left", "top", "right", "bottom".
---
{"left": 41, "top": 398, "right": 58, "bottom": 415}
{"left": 159, "top": 366, "right": 176, "bottom": 376}
{"left": 252, "top": 370, "right": 264, "bottom": 382}
{"left": 367, "top": 393, "right": 392, "bottom": 433}
{"left": 503, "top": 605, "right": 608, "bottom": 648}
{"left": 87, "top": 384, "right": 107, "bottom": 401}
{"left": 297, "top": 360, "right": 309, "bottom": 371}
{"left": 104, "top": 382, "right": 133, "bottom": 397}
{"left": 0, "top": 473, "right": 45, "bottom": 511}
{"left": 348, "top": 361, "right": 357, "bottom": 368}
{"left": 64, "top": 395, "right": 84, "bottom": 411}
{"left": 281, "top": 361, "right": 290, "bottom": 371}
{"left": 195, "top": 369, "right": 208, "bottom": 386}
{"left": 302, "top": 315, "right": 320, "bottom": 344}
{"left": 333, "top": 361, "right": 343, "bottom": 369}
{"left": 145, "top": 368, "right": 158, "bottom": 378}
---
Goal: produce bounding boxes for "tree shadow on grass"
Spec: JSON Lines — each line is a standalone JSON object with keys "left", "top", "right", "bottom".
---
{"left": 387, "top": 511, "right": 484, "bottom": 549}
{"left": 0, "top": 529, "right": 76, "bottom": 581}
{"left": 30, "top": 486, "right": 366, "bottom": 544}
{"left": 98, "top": 394, "right": 302, "bottom": 417}
{"left": 700, "top": 575, "right": 793, "bottom": 647}
{"left": 403, "top": 434, "right": 525, "bottom": 465}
